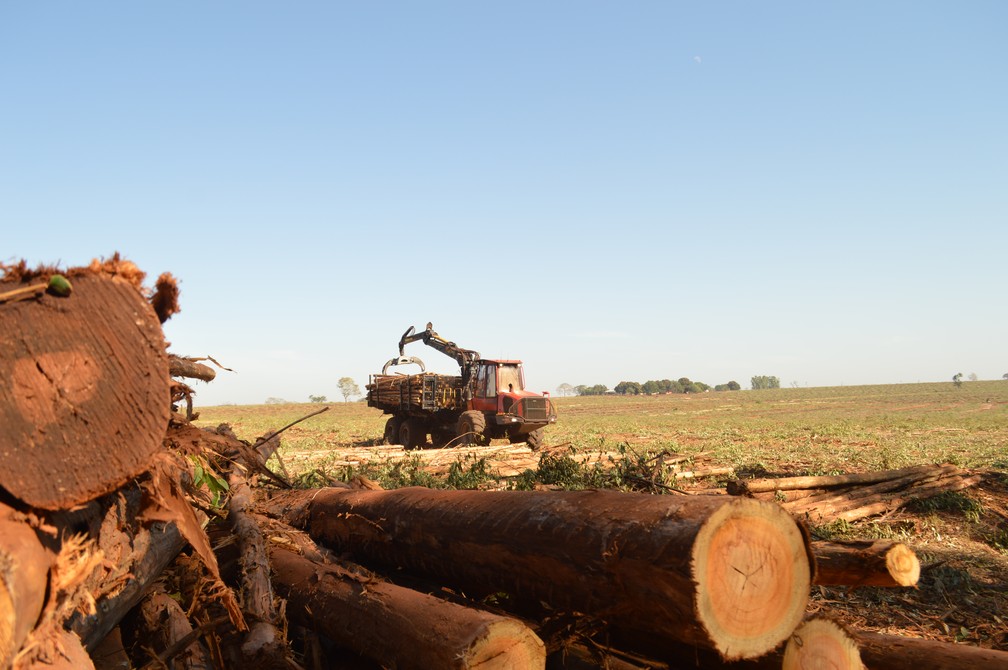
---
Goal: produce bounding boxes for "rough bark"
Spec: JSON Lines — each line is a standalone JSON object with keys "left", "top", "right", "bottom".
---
{"left": 269, "top": 487, "right": 813, "bottom": 661}
{"left": 811, "top": 540, "right": 920, "bottom": 587}
{"left": 168, "top": 355, "right": 216, "bottom": 382}
{"left": 728, "top": 465, "right": 947, "bottom": 495}
{"left": 227, "top": 468, "right": 284, "bottom": 665}
{"left": 132, "top": 589, "right": 213, "bottom": 670}
{"left": 0, "top": 273, "right": 170, "bottom": 509}
{"left": 271, "top": 546, "right": 547, "bottom": 669}
{"left": 854, "top": 629, "right": 1008, "bottom": 670}
{"left": 69, "top": 521, "right": 185, "bottom": 651}
{"left": 792, "top": 474, "right": 984, "bottom": 524}
{"left": 0, "top": 506, "right": 51, "bottom": 669}
{"left": 16, "top": 629, "right": 95, "bottom": 670}
{"left": 784, "top": 465, "right": 960, "bottom": 516}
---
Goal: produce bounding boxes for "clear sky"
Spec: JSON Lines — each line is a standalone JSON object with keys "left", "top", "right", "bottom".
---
{"left": 3, "top": 2, "right": 1006, "bottom": 405}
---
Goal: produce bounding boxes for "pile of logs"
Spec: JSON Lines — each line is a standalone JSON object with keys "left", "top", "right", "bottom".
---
{"left": 3, "top": 257, "right": 1007, "bottom": 669}
{"left": 727, "top": 464, "right": 983, "bottom": 524}
{"left": 366, "top": 373, "right": 462, "bottom": 410}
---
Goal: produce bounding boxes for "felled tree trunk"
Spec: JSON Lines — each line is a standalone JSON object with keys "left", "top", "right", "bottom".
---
{"left": 227, "top": 468, "right": 285, "bottom": 665}
{"left": 854, "top": 629, "right": 1008, "bottom": 670}
{"left": 0, "top": 272, "right": 170, "bottom": 509}
{"left": 269, "top": 487, "right": 813, "bottom": 661}
{"left": 0, "top": 505, "right": 51, "bottom": 669}
{"left": 270, "top": 546, "right": 547, "bottom": 669}
{"left": 812, "top": 540, "right": 920, "bottom": 587}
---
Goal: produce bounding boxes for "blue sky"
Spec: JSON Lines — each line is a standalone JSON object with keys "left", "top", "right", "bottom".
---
{"left": 3, "top": 2, "right": 1006, "bottom": 404}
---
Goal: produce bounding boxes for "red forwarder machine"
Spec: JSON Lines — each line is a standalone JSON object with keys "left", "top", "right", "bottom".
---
{"left": 367, "top": 323, "right": 557, "bottom": 449}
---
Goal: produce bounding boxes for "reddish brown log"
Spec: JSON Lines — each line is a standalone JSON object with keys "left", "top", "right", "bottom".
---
{"left": 270, "top": 487, "right": 812, "bottom": 661}
{"left": 811, "top": 540, "right": 920, "bottom": 587}
{"left": 168, "top": 355, "right": 216, "bottom": 382}
{"left": 854, "top": 630, "right": 1008, "bottom": 670}
{"left": 271, "top": 546, "right": 546, "bottom": 669}
{"left": 0, "top": 272, "right": 170, "bottom": 509}
{"left": 0, "top": 507, "right": 50, "bottom": 669}
{"left": 69, "top": 521, "right": 185, "bottom": 651}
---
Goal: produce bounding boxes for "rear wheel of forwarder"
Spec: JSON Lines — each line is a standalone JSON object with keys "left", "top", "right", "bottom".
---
{"left": 399, "top": 418, "right": 426, "bottom": 450}
{"left": 457, "top": 410, "right": 489, "bottom": 446}
{"left": 525, "top": 428, "right": 544, "bottom": 451}
{"left": 383, "top": 416, "right": 403, "bottom": 445}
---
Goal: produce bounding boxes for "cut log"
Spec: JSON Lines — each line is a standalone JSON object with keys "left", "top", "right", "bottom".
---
{"left": 69, "top": 521, "right": 186, "bottom": 651}
{"left": 0, "top": 506, "right": 51, "bottom": 670}
{"left": 728, "top": 464, "right": 950, "bottom": 495}
{"left": 811, "top": 540, "right": 920, "bottom": 587}
{"left": 782, "top": 618, "right": 863, "bottom": 670}
{"left": 270, "top": 487, "right": 813, "bottom": 661}
{"left": 270, "top": 546, "right": 547, "bottom": 669}
{"left": 793, "top": 474, "right": 984, "bottom": 524}
{"left": 854, "top": 629, "right": 1008, "bottom": 670}
{"left": 168, "top": 355, "right": 216, "bottom": 382}
{"left": 0, "top": 272, "right": 170, "bottom": 509}
{"left": 784, "top": 465, "right": 961, "bottom": 516}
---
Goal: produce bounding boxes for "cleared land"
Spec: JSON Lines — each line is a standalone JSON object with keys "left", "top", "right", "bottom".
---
{"left": 195, "top": 380, "right": 1008, "bottom": 651}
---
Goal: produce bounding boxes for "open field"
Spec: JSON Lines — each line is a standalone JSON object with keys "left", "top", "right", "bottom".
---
{"left": 195, "top": 380, "right": 1007, "bottom": 480}
{"left": 195, "top": 380, "right": 1008, "bottom": 651}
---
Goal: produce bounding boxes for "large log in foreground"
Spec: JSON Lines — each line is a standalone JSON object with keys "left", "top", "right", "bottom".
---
{"left": 271, "top": 547, "right": 546, "bottom": 669}
{"left": 0, "top": 272, "right": 170, "bottom": 509}
{"left": 271, "top": 487, "right": 813, "bottom": 661}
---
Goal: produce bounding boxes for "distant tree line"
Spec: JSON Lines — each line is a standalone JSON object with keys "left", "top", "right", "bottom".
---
{"left": 558, "top": 378, "right": 744, "bottom": 396}
{"left": 558, "top": 376, "right": 780, "bottom": 396}
{"left": 750, "top": 375, "right": 780, "bottom": 390}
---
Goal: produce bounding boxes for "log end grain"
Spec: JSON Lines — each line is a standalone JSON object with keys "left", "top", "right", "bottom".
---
{"left": 692, "top": 498, "right": 812, "bottom": 660}
{"left": 783, "top": 618, "right": 864, "bottom": 670}
{"left": 462, "top": 618, "right": 546, "bottom": 669}
{"left": 0, "top": 273, "right": 170, "bottom": 509}
{"left": 885, "top": 543, "right": 921, "bottom": 587}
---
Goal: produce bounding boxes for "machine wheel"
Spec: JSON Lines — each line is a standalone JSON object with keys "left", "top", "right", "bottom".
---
{"left": 457, "top": 411, "right": 489, "bottom": 446}
{"left": 430, "top": 428, "right": 454, "bottom": 448}
{"left": 398, "top": 418, "right": 426, "bottom": 450}
{"left": 526, "top": 428, "right": 544, "bottom": 451}
{"left": 382, "top": 416, "right": 403, "bottom": 445}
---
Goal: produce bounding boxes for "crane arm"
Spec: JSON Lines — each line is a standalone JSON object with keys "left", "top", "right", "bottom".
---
{"left": 398, "top": 323, "right": 480, "bottom": 370}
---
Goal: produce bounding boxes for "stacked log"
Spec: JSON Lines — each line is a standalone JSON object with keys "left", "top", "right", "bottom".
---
{"left": 728, "top": 464, "right": 983, "bottom": 523}
{"left": 267, "top": 486, "right": 814, "bottom": 662}
{"left": 367, "top": 373, "right": 462, "bottom": 410}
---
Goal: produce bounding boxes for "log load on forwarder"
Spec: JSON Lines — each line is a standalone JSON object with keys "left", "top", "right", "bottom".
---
{"left": 366, "top": 323, "right": 557, "bottom": 449}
